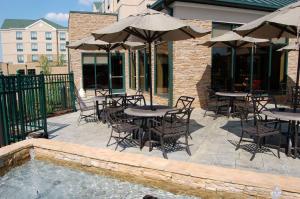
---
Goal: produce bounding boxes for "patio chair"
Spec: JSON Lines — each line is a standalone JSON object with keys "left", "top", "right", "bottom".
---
{"left": 105, "top": 94, "right": 126, "bottom": 108}
{"left": 124, "top": 94, "right": 146, "bottom": 107}
{"left": 203, "top": 88, "right": 228, "bottom": 117}
{"left": 105, "top": 107, "right": 141, "bottom": 151}
{"left": 175, "top": 96, "right": 195, "bottom": 110}
{"left": 149, "top": 108, "right": 193, "bottom": 159}
{"left": 236, "top": 107, "right": 281, "bottom": 161}
{"left": 136, "top": 89, "right": 143, "bottom": 95}
{"left": 75, "top": 89, "right": 96, "bottom": 125}
{"left": 95, "top": 88, "right": 111, "bottom": 96}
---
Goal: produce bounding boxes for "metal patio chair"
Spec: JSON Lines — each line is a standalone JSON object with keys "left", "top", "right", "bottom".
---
{"left": 75, "top": 89, "right": 97, "bottom": 125}
{"left": 149, "top": 108, "right": 193, "bottom": 159}
{"left": 105, "top": 107, "right": 141, "bottom": 151}
{"left": 236, "top": 107, "right": 281, "bottom": 161}
{"left": 174, "top": 96, "right": 195, "bottom": 110}
{"left": 124, "top": 94, "right": 146, "bottom": 107}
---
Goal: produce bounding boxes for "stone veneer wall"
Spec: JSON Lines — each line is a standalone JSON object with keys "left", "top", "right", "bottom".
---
{"left": 287, "top": 39, "right": 299, "bottom": 90}
{"left": 68, "top": 12, "right": 117, "bottom": 90}
{"left": 173, "top": 20, "right": 212, "bottom": 108}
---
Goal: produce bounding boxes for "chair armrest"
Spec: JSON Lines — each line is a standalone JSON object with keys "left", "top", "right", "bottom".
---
{"left": 149, "top": 118, "right": 161, "bottom": 127}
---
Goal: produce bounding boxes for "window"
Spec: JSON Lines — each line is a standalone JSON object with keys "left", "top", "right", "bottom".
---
{"left": 59, "top": 32, "right": 66, "bottom": 40}
{"left": 17, "top": 55, "right": 24, "bottom": 63}
{"left": 155, "top": 42, "right": 169, "bottom": 95}
{"left": 46, "top": 54, "right": 53, "bottom": 62}
{"left": 32, "top": 55, "right": 39, "bottom": 62}
{"left": 28, "top": 69, "right": 36, "bottom": 75}
{"left": 31, "top": 31, "right": 37, "bottom": 40}
{"left": 31, "top": 43, "right": 38, "bottom": 51}
{"left": 17, "top": 69, "right": 25, "bottom": 75}
{"left": 16, "top": 31, "right": 22, "bottom": 40}
{"left": 60, "top": 43, "right": 66, "bottom": 51}
{"left": 46, "top": 43, "right": 52, "bottom": 51}
{"left": 129, "top": 51, "right": 136, "bottom": 89}
{"left": 60, "top": 54, "right": 66, "bottom": 63}
{"left": 45, "top": 32, "right": 52, "bottom": 40}
{"left": 82, "top": 53, "right": 125, "bottom": 91}
{"left": 211, "top": 22, "right": 287, "bottom": 93}
{"left": 16, "top": 43, "right": 23, "bottom": 52}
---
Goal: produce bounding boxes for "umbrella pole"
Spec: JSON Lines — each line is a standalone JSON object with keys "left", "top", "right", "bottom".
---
{"left": 294, "top": 48, "right": 300, "bottom": 112}
{"left": 250, "top": 46, "right": 254, "bottom": 92}
{"left": 231, "top": 48, "right": 236, "bottom": 91}
{"left": 107, "top": 50, "right": 112, "bottom": 95}
{"left": 148, "top": 42, "right": 153, "bottom": 110}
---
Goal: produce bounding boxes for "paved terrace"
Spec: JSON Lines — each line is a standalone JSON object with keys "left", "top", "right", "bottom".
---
{"left": 45, "top": 108, "right": 300, "bottom": 178}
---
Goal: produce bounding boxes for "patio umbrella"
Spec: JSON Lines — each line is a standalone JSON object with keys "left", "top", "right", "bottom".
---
{"left": 92, "top": 8, "right": 210, "bottom": 109}
{"left": 68, "top": 36, "right": 144, "bottom": 93}
{"left": 278, "top": 42, "right": 299, "bottom": 52}
{"left": 199, "top": 31, "right": 269, "bottom": 91}
{"left": 234, "top": 1, "right": 300, "bottom": 110}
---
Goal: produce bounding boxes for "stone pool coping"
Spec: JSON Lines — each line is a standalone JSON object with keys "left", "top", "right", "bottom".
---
{"left": 1, "top": 139, "right": 300, "bottom": 198}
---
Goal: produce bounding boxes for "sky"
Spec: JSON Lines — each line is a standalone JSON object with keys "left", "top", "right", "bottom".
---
{"left": 0, "top": 0, "right": 100, "bottom": 61}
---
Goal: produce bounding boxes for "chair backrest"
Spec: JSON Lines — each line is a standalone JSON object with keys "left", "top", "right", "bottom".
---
{"left": 162, "top": 108, "right": 193, "bottom": 135}
{"left": 251, "top": 92, "right": 277, "bottom": 114}
{"left": 124, "top": 95, "right": 146, "bottom": 107}
{"left": 105, "top": 94, "right": 125, "bottom": 108}
{"left": 74, "top": 88, "right": 89, "bottom": 111}
{"left": 104, "top": 106, "right": 124, "bottom": 125}
{"left": 95, "top": 88, "right": 111, "bottom": 97}
{"left": 175, "top": 96, "right": 195, "bottom": 109}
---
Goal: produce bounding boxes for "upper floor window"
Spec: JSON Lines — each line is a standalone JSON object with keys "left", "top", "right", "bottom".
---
{"left": 45, "top": 32, "right": 52, "bottom": 40}
{"left": 31, "top": 43, "right": 38, "bottom": 51}
{"left": 46, "top": 43, "right": 52, "bottom": 51}
{"left": 31, "top": 31, "right": 37, "bottom": 40}
{"left": 60, "top": 43, "right": 66, "bottom": 51}
{"left": 46, "top": 54, "right": 53, "bottom": 62}
{"left": 59, "top": 32, "right": 66, "bottom": 40}
{"left": 16, "top": 31, "right": 22, "bottom": 40}
{"left": 16, "top": 43, "right": 23, "bottom": 52}
{"left": 32, "top": 54, "right": 39, "bottom": 62}
{"left": 17, "top": 55, "right": 24, "bottom": 63}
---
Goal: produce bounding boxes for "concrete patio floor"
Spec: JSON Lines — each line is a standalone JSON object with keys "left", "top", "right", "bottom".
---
{"left": 45, "top": 108, "right": 300, "bottom": 178}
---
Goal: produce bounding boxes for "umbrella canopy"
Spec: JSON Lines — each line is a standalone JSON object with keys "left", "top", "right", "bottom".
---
{"left": 68, "top": 36, "right": 144, "bottom": 93}
{"left": 234, "top": 1, "right": 300, "bottom": 39}
{"left": 234, "top": 1, "right": 300, "bottom": 111}
{"left": 67, "top": 36, "right": 144, "bottom": 51}
{"left": 92, "top": 8, "right": 210, "bottom": 43}
{"left": 278, "top": 42, "right": 300, "bottom": 52}
{"left": 92, "top": 8, "right": 210, "bottom": 109}
{"left": 199, "top": 31, "right": 269, "bottom": 48}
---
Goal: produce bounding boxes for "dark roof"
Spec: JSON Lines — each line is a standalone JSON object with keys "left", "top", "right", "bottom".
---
{"left": 1, "top": 18, "right": 67, "bottom": 29}
{"left": 152, "top": 0, "right": 297, "bottom": 12}
{"left": 93, "top": 2, "right": 102, "bottom": 10}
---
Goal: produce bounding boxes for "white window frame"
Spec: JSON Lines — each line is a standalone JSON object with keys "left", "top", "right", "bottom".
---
{"left": 32, "top": 54, "right": 39, "bottom": 62}
{"left": 16, "top": 43, "right": 23, "bottom": 52}
{"left": 16, "top": 31, "right": 22, "bottom": 40}
{"left": 17, "top": 55, "right": 24, "bottom": 63}
{"left": 45, "top": 32, "right": 52, "bottom": 40}
{"left": 31, "top": 31, "right": 37, "bottom": 40}
{"left": 31, "top": 43, "right": 38, "bottom": 51}
{"left": 46, "top": 43, "right": 52, "bottom": 51}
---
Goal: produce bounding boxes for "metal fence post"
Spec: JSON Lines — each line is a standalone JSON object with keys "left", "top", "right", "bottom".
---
{"left": 16, "top": 73, "right": 25, "bottom": 140}
{"left": 69, "top": 72, "right": 76, "bottom": 112}
{"left": 0, "top": 73, "right": 7, "bottom": 146}
{"left": 39, "top": 72, "right": 48, "bottom": 138}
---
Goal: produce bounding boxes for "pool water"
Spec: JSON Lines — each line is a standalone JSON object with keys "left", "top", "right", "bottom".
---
{"left": 0, "top": 160, "right": 199, "bottom": 199}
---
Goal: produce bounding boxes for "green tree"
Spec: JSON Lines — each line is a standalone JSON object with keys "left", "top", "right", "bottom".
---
{"left": 39, "top": 55, "right": 51, "bottom": 74}
{"left": 57, "top": 55, "right": 66, "bottom": 67}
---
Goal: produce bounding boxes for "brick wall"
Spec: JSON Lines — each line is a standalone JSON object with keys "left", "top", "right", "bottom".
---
{"left": 68, "top": 12, "right": 117, "bottom": 90}
{"left": 173, "top": 20, "right": 212, "bottom": 108}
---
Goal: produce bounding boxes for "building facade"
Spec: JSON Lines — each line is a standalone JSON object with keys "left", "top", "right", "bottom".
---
{"left": 70, "top": 0, "right": 298, "bottom": 108}
{"left": 0, "top": 18, "right": 69, "bottom": 75}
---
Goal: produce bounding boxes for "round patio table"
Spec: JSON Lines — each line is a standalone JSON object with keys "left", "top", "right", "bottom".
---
{"left": 215, "top": 92, "right": 249, "bottom": 117}
{"left": 262, "top": 109, "right": 300, "bottom": 158}
{"left": 124, "top": 105, "right": 173, "bottom": 118}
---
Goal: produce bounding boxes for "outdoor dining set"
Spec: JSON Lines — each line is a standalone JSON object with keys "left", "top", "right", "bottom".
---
{"left": 76, "top": 88, "right": 195, "bottom": 159}
{"left": 205, "top": 87, "right": 300, "bottom": 160}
